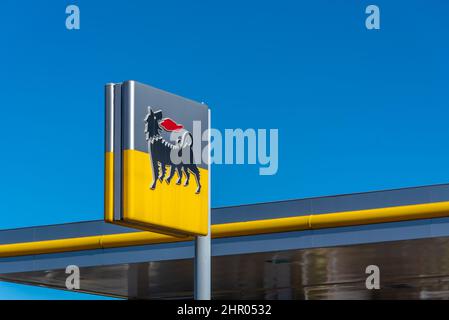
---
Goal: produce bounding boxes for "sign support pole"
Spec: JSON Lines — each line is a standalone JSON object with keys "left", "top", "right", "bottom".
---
{"left": 194, "top": 220, "right": 211, "bottom": 299}
{"left": 194, "top": 109, "right": 211, "bottom": 300}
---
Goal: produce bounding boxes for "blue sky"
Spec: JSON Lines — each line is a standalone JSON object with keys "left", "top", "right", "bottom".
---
{"left": 0, "top": 0, "right": 448, "bottom": 299}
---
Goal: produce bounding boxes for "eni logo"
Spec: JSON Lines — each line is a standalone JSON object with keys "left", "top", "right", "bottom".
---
{"left": 144, "top": 107, "right": 201, "bottom": 194}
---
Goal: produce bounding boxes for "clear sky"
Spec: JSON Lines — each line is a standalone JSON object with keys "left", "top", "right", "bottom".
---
{"left": 0, "top": 0, "right": 448, "bottom": 299}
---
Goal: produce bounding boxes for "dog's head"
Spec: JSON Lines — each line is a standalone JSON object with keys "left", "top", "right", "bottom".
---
{"left": 144, "top": 107, "right": 163, "bottom": 139}
{"left": 145, "top": 107, "right": 185, "bottom": 140}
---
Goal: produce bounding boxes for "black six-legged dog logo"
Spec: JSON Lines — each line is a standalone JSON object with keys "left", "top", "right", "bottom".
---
{"left": 144, "top": 107, "right": 201, "bottom": 194}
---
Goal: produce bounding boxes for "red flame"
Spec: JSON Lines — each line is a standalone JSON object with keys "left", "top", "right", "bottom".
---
{"left": 159, "top": 118, "right": 184, "bottom": 132}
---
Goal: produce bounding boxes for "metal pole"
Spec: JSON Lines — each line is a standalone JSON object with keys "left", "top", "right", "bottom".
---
{"left": 194, "top": 222, "right": 211, "bottom": 299}
{"left": 194, "top": 108, "right": 211, "bottom": 300}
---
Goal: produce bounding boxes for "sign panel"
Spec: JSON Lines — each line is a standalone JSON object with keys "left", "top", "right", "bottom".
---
{"left": 105, "top": 81, "right": 209, "bottom": 236}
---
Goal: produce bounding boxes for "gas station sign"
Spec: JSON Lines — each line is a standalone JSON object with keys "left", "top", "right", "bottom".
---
{"left": 105, "top": 81, "right": 209, "bottom": 237}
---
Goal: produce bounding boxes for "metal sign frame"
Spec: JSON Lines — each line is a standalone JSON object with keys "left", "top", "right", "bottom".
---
{"left": 105, "top": 80, "right": 209, "bottom": 237}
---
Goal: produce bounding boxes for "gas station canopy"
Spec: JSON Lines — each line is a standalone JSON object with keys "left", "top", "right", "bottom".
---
{"left": 2, "top": 184, "right": 449, "bottom": 299}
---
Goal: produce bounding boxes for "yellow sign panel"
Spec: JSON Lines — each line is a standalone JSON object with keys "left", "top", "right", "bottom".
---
{"left": 105, "top": 81, "right": 209, "bottom": 237}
